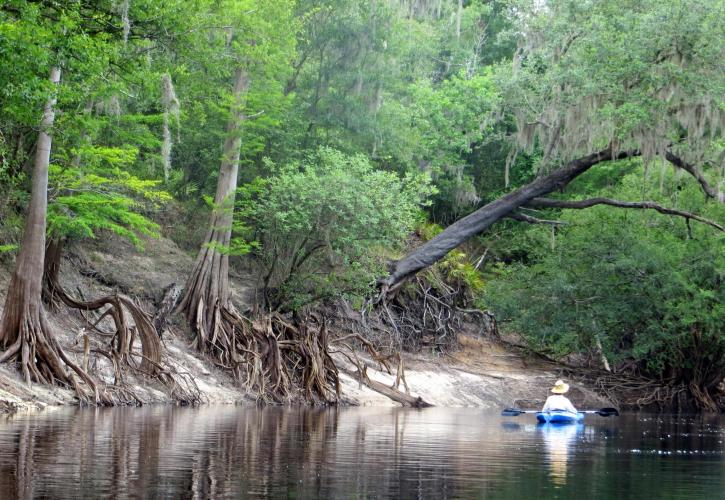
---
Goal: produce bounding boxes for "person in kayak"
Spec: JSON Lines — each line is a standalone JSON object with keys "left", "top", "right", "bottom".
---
{"left": 542, "top": 379, "right": 578, "bottom": 414}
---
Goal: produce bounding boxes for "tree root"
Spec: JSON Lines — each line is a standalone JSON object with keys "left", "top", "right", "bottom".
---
{"left": 181, "top": 290, "right": 424, "bottom": 406}
{"left": 196, "top": 306, "right": 341, "bottom": 404}
{"left": 352, "top": 275, "right": 495, "bottom": 352}
{"left": 36, "top": 240, "right": 203, "bottom": 406}
{"left": 567, "top": 369, "right": 724, "bottom": 413}
{"left": 0, "top": 304, "right": 113, "bottom": 405}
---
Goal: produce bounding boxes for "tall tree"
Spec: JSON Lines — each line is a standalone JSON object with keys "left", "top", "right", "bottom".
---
{"left": 0, "top": 1, "right": 120, "bottom": 399}
{"left": 176, "top": 0, "right": 298, "bottom": 386}
{"left": 178, "top": 67, "right": 250, "bottom": 352}
{"left": 0, "top": 68, "right": 78, "bottom": 388}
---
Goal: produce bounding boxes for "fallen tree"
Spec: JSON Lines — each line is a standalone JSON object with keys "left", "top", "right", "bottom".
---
{"left": 381, "top": 148, "right": 723, "bottom": 294}
{"left": 381, "top": 147, "right": 636, "bottom": 292}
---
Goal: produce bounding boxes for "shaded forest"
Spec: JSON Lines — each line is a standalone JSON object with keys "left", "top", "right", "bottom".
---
{"left": 0, "top": 0, "right": 723, "bottom": 411}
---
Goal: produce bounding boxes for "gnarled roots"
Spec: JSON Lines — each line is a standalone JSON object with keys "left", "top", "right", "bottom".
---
{"left": 185, "top": 301, "right": 341, "bottom": 403}
{"left": 37, "top": 260, "right": 202, "bottom": 406}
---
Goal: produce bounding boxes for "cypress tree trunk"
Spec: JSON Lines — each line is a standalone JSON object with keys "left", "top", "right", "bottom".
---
{"left": 176, "top": 70, "right": 343, "bottom": 403}
{"left": 0, "top": 67, "right": 98, "bottom": 397}
{"left": 178, "top": 68, "right": 249, "bottom": 356}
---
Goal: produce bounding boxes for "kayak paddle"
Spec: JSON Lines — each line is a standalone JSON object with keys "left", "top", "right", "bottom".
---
{"left": 501, "top": 407, "right": 619, "bottom": 417}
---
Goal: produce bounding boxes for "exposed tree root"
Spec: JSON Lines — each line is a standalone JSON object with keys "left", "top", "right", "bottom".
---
{"left": 38, "top": 239, "right": 202, "bottom": 405}
{"left": 352, "top": 275, "right": 496, "bottom": 352}
{"left": 565, "top": 366, "right": 724, "bottom": 413}
{"left": 182, "top": 282, "right": 420, "bottom": 405}
{"left": 180, "top": 305, "right": 342, "bottom": 404}
{"left": 0, "top": 300, "right": 111, "bottom": 405}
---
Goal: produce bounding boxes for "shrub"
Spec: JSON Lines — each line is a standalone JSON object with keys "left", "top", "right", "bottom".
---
{"left": 237, "top": 147, "right": 434, "bottom": 310}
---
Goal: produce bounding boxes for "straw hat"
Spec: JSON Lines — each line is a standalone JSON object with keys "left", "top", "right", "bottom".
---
{"left": 551, "top": 379, "right": 570, "bottom": 394}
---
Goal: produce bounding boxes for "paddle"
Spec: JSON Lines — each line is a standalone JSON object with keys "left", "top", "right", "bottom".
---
{"left": 501, "top": 407, "right": 619, "bottom": 417}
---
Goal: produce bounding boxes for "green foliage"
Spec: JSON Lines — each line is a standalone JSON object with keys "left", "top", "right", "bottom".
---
{"left": 169, "top": 0, "right": 298, "bottom": 198}
{"left": 47, "top": 145, "right": 169, "bottom": 247}
{"left": 417, "top": 221, "right": 443, "bottom": 241}
{"left": 237, "top": 147, "right": 433, "bottom": 309}
{"left": 440, "top": 249, "right": 485, "bottom": 294}
{"left": 485, "top": 165, "right": 725, "bottom": 382}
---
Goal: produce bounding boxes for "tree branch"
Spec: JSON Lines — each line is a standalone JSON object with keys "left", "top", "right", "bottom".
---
{"left": 508, "top": 213, "right": 566, "bottom": 225}
{"left": 665, "top": 152, "right": 724, "bottom": 202}
{"left": 526, "top": 197, "right": 724, "bottom": 231}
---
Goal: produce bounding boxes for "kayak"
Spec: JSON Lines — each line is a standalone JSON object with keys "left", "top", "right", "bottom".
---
{"left": 536, "top": 411, "right": 585, "bottom": 424}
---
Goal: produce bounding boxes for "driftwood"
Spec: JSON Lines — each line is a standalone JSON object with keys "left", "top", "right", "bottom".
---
{"left": 339, "top": 367, "right": 432, "bottom": 408}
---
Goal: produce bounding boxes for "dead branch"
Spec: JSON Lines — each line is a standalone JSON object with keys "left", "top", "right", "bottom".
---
{"left": 339, "top": 367, "right": 432, "bottom": 407}
{"left": 508, "top": 212, "right": 567, "bottom": 225}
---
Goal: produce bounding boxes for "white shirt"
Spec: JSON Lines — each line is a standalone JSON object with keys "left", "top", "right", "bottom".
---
{"left": 542, "top": 394, "right": 578, "bottom": 413}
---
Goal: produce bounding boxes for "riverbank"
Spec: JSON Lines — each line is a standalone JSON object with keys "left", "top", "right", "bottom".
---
{"left": 0, "top": 234, "right": 611, "bottom": 413}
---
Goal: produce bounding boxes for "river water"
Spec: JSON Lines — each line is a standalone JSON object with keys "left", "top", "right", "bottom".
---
{"left": 0, "top": 406, "right": 723, "bottom": 499}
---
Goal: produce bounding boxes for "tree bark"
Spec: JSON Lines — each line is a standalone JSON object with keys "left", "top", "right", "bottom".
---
{"left": 381, "top": 147, "right": 640, "bottom": 292}
{"left": 0, "top": 67, "right": 79, "bottom": 389}
{"left": 177, "top": 68, "right": 250, "bottom": 354}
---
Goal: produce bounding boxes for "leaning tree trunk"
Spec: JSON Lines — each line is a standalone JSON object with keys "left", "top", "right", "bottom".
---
{"left": 0, "top": 68, "right": 101, "bottom": 400}
{"left": 177, "top": 68, "right": 250, "bottom": 362}
{"left": 380, "top": 147, "right": 640, "bottom": 292}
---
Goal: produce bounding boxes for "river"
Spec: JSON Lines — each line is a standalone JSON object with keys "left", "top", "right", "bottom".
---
{"left": 0, "top": 406, "right": 723, "bottom": 499}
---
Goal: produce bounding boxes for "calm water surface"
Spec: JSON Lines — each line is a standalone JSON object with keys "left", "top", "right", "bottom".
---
{"left": 0, "top": 406, "right": 723, "bottom": 499}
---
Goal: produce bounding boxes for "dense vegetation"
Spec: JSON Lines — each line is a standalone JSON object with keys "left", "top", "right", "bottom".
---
{"left": 1, "top": 0, "right": 723, "bottom": 409}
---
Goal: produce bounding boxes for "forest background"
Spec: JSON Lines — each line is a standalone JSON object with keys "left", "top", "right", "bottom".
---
{"left": 0, "top": 0, "right": 723, "bottom": 410}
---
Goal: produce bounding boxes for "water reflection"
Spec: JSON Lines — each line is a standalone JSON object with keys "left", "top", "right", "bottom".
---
{"left": 0, "top": 407, "right": 722, "bottom": 499}
{"left": 539, "top": 423, "right": 583, "bottom": 486}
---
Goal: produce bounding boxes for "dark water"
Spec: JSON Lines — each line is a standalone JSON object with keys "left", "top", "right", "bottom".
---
{"left": 0, "top": 407, "right": 723, "bottom": 499}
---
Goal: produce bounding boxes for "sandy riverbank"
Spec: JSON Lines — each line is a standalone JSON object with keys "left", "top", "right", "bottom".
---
{"left": 0, "top": 234, "right": 610, "bottom": 413}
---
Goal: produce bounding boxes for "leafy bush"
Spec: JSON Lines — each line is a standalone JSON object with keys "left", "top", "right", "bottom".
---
{"left": 237, "top": 147, "right": 433, "bottom": 310}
